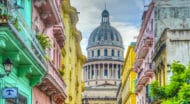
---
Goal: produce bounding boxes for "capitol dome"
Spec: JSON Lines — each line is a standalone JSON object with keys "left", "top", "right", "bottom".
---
{"left": 83, "top": 9, "right": 124, "bottom": 103}
{"left": 87, "top": 10, "right": 124, "bottom": 49}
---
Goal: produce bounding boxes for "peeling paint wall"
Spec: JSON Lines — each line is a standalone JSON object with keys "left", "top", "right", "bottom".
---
{"left": 154, "top": 0, "right": 190, "bottom": 43}
{"left": 166, "top": 30, "right": 190, "bottom": 66}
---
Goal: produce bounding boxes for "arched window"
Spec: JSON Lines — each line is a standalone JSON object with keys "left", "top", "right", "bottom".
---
{"left": 104, "top": 49, "right": 108, "bottom": 56}
{"left": 112, "top": 49, "right": 114, "bottom": 56}
{"left": 97, "top": 49, "right": 100, "bottom": 56}
{"left": 92, "top": 50, "right": 94, "bottom": 57}
{"left": 118, "top": 50, "right": 120, "bottom": 57}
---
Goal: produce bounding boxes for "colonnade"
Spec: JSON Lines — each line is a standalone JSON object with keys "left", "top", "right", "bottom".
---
{"left": 83, "top": 63, "right": 122, "bottom": 81}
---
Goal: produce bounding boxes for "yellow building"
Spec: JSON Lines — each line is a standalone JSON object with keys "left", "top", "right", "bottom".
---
{"left": 121, "top": 42, "right": 136, "bottom": 104}
{"left": 61, "top": 0, "right": 86, "bottom": 104}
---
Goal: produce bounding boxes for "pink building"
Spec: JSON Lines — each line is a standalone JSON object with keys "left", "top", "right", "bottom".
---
{"left": 133, "top": 2, "right": 154, "bottom": 104}
{"left": 32, "top": 0, "right": 66, "bottom": 104}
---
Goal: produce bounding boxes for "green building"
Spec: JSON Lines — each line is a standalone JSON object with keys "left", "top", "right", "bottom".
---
{"left": 0, "top": 0, "right": 47, "bottom": 103}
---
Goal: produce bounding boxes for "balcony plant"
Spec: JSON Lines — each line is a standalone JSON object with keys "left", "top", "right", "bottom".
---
{"left": 12, "top": 17, "right": 21, "bottom": 31}
{"left": 36, "top": 33, "right": 51, "bottom": 50}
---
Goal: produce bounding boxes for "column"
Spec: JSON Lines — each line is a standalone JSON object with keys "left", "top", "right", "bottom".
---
{"left": 85, "top": 66, "right": 87, "bottom": 81}
{"left": 91, "top": 65, "right": 93, "bottom": 80}
{"left": 103, "top": 63, "right": 105, "bottom": 79}
{"left": 110, "top": 64, "right": 112, "bottom": 78}
{"left": 83, "top": 67, "right": 85, "bottom": 81}
{"left": 94, "top": 64, "right": 96, "bottom": 79}
{"left": 116, "top": 64, "right": 118, "bottom": 79}
{"left": 88, "top": 66, "right": 90, "bottom": 80}
{"left": 98, "top": 64, "right": 100, "bottom": 79}
{"left": 110, "top": 64, "right": 112, "bottom": 79}
{"left": 108, "top": 63, "right": 110, "bottom": 79}
{"left": 118, "top": 65, "right": 121, "bottom": 79}
{"left": 92, "top": 64, "right": 96, "bottom": 79}
{"left": 89, "top": 65, "right": 91, "bottom": 80}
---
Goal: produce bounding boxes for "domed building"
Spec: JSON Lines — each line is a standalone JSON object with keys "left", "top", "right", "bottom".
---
{"left": 82, "top": 9, "right": 124, "bottom": 104}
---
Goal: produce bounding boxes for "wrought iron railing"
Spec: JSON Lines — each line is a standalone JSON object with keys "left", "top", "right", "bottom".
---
{"left": 0, "top": 0, "right": 47, "bottom": 69}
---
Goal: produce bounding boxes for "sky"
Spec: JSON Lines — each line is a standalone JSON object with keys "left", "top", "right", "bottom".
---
{"left": 70, "top": 0, "right": 150, "bottom": 56}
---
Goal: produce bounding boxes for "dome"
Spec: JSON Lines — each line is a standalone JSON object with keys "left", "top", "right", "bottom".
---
{"left": 102, "top": 10, "right": 109, "bottom": 17}
{"left": 87, "top": 10, "right": 124, "bottom": 49}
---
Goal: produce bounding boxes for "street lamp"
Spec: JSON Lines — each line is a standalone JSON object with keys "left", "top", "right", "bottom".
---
{"left": 0, "top": 58, "right": 13, "bottom": 78}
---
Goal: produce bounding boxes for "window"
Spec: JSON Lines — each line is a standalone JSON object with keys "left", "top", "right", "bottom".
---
{"left": 104, "top": 69, "right": 108, "bottom": 78}
{"left": 151, "top": 19, "right": 153, "bottom": 32}
{"left": 96, "top": 70, "right": 99, "bottom": 78}
{"left": 118, "top": 68, "right": 120, "bottom": 79}
{"left": 6, "top": 93, "right": 27, "bottom": 104}
{"left": 88, "top": 51, "right": 90, "bottom": 56}
{"left": 97, "top": 49, "right": 100, "bottom": 56}
{"left": 111, "top": 49, "right": 114, "bottom": 56}
{"left": 104, "top": 49, "right": 108, "bottom": 56}
{"left": 92, "top": 50, "right": 94, "bottom": 57}
{"left": 91, "top": 69, "right": 94, "bottom": 79}
{"left": 88, "top": 69, "right": 90, "bottom": 79}
{"left": 20, "top": 0, "right": 25, "bottom": 14}
{"left": 146, "top": 84, "right": 151, "bottom": 97}
{"left": 111, "top": 33, "right": 114, "bottom": 40}
{"left": 118, "top": 50, "right": 120, "bottom": 57}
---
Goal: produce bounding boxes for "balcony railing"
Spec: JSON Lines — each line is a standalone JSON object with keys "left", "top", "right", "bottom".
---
{"left": 135, "top": 64, "right": 154, "bottom": 93}
{"left": 145, "top": 63, "right": 154, "bottom": 77}
{"left": 47, "top": 63, "right": 66, "bottom": 94}
{"left": 0, "top": 0, "right": 47, "bottom": 69}
{"left": 136, "top": 37, "right": 153, "bottom": 59}
{"left": 34, "top": 0, "right": 63, "bottom": 25}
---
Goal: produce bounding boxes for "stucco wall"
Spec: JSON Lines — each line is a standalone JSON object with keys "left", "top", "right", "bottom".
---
{"left": 166, "top": 30, "right": 190, "bottom": 66}
{"left": 32, "top": 87, "right": 51, "bottom": 104}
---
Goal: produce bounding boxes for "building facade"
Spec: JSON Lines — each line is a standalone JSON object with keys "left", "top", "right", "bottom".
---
{"left": 121, "top": 42, "right": 136, "bottom": 104}
{"left": 134, "top": 0, "right": 190, "bottom": 103}
{"left": 32, "top": 0, "right": 67, "bottom": 104}
{"left": 61, "top": 0, "right": 86, "bottom": 104}
{"left": 82, "top": 9, "right": 124, "bottom": 104}
{"left": 152, "top": 0, "right": 190, "bottom": 87}
{"left": 0, "top": 0, "right": 47, "bottom": 103}
{"left": 134, "top": 2, "right": 155, "bottom": 104}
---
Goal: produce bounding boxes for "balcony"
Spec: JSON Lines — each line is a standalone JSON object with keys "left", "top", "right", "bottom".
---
{"left": 137, "top": 37, "right": 153, "bottom": 59}
{"left": 135, "top": 64, "right": 154, "bottom": 93}
{"left": 53, "top": 24, "right": 65, "bottom": 48}
{"left": 33, "top": 0, "right": 62, "bottom": 25}
{"left": 38, "top": 63, "right": 67, "bottom": 103}
{"left": 144, "top": 63, "right": 154, "bottom": 78}
{"left": 0, "top": 0, "right": 47, "bottom": 68}
{"left": 134, "top": 58, "right": 144, "bottom": 71}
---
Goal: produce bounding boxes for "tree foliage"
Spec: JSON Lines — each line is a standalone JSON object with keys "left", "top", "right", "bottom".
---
{"left": 150, "top": 61, "right": 190, "bottom": 104}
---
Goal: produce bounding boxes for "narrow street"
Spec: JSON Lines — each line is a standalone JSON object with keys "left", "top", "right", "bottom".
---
{"left": 0, "top": 0, "right": 189, "bottom": 104}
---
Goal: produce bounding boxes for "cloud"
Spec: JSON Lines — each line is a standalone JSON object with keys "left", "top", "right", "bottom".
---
{"left": 111, "top": 22, "right": 139, "bottom": 56}
{"left": 70, "top": 0, "right": 142, "bottom": 56}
